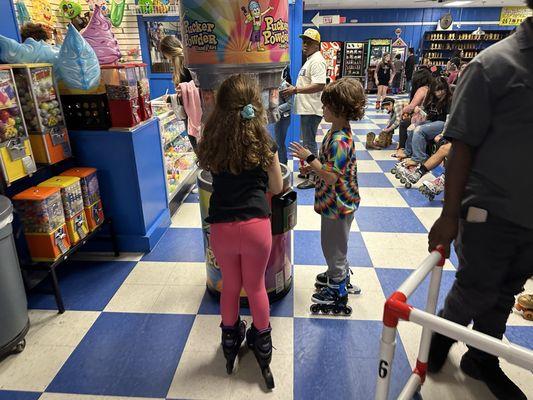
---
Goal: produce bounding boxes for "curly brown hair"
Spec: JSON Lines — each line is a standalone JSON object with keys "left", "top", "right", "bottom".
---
{"left": 20, "top": 22, "right": 50, "bottom": 42}
{"left": 197, "top": 74, "right": 274, "bottom": 175}
{"left": 321, "top": 78, "right": 366, "bottom": 121}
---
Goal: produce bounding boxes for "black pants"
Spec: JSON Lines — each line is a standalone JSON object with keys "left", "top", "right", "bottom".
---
{"left": 398, "top": 118, "right": 410, "bottom": 149}
{"left": 442, "top": 213, "right": 533, "bottom": 361}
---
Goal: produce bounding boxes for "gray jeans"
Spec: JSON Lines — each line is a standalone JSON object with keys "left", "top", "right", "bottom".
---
{"left": 321, "top": 213, "right": 354, "bottom": 282}
{"left": 300, "top": 114, "right": 322, "bottom": 157}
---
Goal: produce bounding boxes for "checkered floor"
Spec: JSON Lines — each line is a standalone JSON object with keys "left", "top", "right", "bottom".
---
{"left": 1, "top": 95, "right": 532, "bottom": 400}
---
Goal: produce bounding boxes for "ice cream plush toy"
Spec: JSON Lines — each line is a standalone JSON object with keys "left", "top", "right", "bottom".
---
{"left": 81, "top": 4, "right": 121, "bottom": 65}
{"left": 56, "top": 24, "right": 101, "bottom": 90}
{"left": 0, "top": 36, "right": 60, "bottom": 64}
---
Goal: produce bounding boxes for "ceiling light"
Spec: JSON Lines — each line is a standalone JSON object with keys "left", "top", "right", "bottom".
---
{"left": 446, "top": 1, "right": 474, "bottom": 6}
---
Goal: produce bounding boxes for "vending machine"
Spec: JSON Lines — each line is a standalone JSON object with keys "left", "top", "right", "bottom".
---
{"left": 366, "top": 38, "right": 392, "bottom": 93}
{"left": 342, "top": 42, "right": 366, "bottom": 82}
{"left": 321, "top": 41, "right": 343, "bottom": 82}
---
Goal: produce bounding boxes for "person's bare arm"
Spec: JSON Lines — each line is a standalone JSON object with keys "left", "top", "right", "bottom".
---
{"left": 289, "top": 142, "right": 339, "bottom": 185}
{"left": 267, "top": 152, "right": 284, "bottom": 195}
{"left": 403, "top": 86, "right": 428, "bottom": 114}
{"left": 280, "top": 83, "right": 325, "bottom": 97}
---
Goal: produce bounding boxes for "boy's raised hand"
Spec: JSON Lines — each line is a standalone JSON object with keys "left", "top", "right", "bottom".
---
{"left": 289, "top": 142, "right": 311, "bottom": 160}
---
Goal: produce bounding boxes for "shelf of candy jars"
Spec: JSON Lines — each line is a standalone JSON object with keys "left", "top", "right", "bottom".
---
{"left": 0, "top": 66, "right": 37, "bottom": 187}
{"left": 157, "top": 109, "right": 197, "bottom": 203}
{"left": 11, "top": 64, "right": 72, "bottom": 165}
{"left": 423, "top": 30, "right": 510, "bottom": 42}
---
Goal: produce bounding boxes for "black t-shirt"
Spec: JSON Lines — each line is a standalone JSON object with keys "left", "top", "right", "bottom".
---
{"left": 405, "top": 55, "right": 415, "bottom": 80}
{"left": 206, "top": 143, "right": 278, "bottom": 224}
{"left": 180, "top": 67, "right": 193, "bottom": 84}
{"left": 425, "top": 100, "right": 450, "bottom": 122}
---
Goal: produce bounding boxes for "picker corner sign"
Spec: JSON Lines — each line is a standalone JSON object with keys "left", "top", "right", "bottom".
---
{"left": 499, "top": 6, "right": 532, "bottom": 26}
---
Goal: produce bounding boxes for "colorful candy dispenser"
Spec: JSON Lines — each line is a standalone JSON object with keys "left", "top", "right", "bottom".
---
{"left": 133, "top": 63, "right": 152, "bottom": 121}
{"left": 11, "top": 64, "right": 72, "bottom": 165}
{"left": 12, "top": 186, "right": 71, "bottom": 261}
{"left": 60, "top": 167, "right": 104, "bottom": 231}
{"left": 0, "top": 66, "right": 37, "bottom": 186}
{"left": 101, "top": 64, "right": 141, "bottom": 128}
{"left": 38, "top": 176, "right": 88, "bottom": 245}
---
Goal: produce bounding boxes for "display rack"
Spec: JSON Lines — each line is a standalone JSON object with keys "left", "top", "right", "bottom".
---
{"left": 128, "top": 2, "right": 180, "bottom": 16}
{"left": 421, "top": 30, "right": 511, "bottom": 68}
{"left": 342, "top": 42, "right": 366, "bottom": 81}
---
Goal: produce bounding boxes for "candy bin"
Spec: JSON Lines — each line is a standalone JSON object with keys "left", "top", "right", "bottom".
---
{"left": 38, "top": 176, "right": 88, "bottom": 245}
{"left": 60, "top": 167, "right": 104, "bottom": 231}
{"left": 58, "top": 80, "right": 112, "bottom": 130}
{"left": 101, "top": 64, "right": 141, "bottom": 128}
{"left": 11, "top": 64, "right": 72, "bottom": 165}
{"left": 0, "top": 66, "right": 37, "bottom": 186}
{"left": 133, "top": 63, "right": 152, "bottom": 122}
{"left": 12, "top": 186, "right": 71, "bottom": 262}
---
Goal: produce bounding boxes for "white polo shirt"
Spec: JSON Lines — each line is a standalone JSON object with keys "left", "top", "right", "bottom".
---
{"left": 294, "top": 50, "right": 327, "bottom": 116}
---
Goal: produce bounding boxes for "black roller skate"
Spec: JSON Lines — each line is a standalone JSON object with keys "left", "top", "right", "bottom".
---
{"left": 310, "top": 278, "right": 352, "bottom": 316}
{"left": 246, "top": 324, "right": 275, "bottom": 390}
{"left": 221, "top": 318, "right": 246, "bottom": 375}
{"left": 315, "top": 270, "right": 361, "bottom": 295}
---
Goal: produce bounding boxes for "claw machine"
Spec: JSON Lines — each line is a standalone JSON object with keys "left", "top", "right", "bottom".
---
{"left": 11, "top": 64, "right": 72, "bottom": 165}
{"left": 0, "top": 66, "right": 36, "bottom": 186}
{"left": 321, "top": 41, "right": 343, "bottom": 82}
{"left": 366, "top": 39, "right": 392, "bottom": 93}
{"left": 342, "top": 42, "right": 366, "bottom": 83}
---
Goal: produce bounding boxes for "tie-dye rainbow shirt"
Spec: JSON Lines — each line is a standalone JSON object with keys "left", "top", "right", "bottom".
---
{"left": 314, "top": 127, "right": 360, "bottom": 219}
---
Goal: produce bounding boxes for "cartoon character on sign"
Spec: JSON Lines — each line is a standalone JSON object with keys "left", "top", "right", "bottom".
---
{"left": 241, "top": 1, "right": 273, "bottom": 52}
{"left": 30, "top": 0, "right": 56, "bottom": 27}
{"left": 86, "top": 0, "right": 110, "bottom": 15}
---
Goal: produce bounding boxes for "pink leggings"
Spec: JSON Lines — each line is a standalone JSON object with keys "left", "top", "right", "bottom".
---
{"left": 210, "top": 217, "right": 272, "bottom": 330}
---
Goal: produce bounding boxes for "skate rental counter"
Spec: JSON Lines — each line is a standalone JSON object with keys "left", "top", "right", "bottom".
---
{"left": 198, "top": 164, "right": 297, "bottom": 304}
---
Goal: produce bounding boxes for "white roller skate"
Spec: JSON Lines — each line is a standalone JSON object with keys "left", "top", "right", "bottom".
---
{"left": 396, "top": 162, "right": 420, "bottom": 189}
{"left": 419, "top": 174, "right": 445, "bottom": 201}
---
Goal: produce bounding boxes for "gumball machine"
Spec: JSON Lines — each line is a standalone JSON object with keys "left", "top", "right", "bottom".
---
{"left": 11, "top": 64, "right": 72, "bottom": 165}
{"left": 101, "top": 64, "right": 142, "bottom": 128}
{"left": 0, "top": 66, "right": 36, "bottom": 186}
{"left": 133, "top": 63, "right": 153, "bottom": 122}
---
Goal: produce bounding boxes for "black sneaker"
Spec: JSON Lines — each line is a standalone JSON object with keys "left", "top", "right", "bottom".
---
{"left": 315, "top": 271, "right": 362, "bottom": 295}
{"left": 460, "top": 352, "right": 526, "bottom": 400}
{"left": 297, "top": 173, "right": 308, "bottom": 179}
{"left": 297, "top": 179, "right": 315, "bottom": 190}
{"left": 427, "top": 331, "right": 456, "bottom": 373}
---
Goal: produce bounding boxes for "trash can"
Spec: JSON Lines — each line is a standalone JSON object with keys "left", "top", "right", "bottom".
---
{"left": 0, "top": 196, "right": 29, "bottom": 359}
{"left": 198, "top": 164, "right": 296, "bottom": 304}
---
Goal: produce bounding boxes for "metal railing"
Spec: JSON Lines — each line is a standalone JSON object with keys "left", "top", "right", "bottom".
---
{"left": 375, "top": 247, "right": 533, "bottom": 400}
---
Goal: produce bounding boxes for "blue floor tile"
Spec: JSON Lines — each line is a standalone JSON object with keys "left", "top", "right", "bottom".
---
{"left": 358, "top": 173, "right": 394, "bottom": 188}
{"left": 294, "top": 231, "right": 372, "bottom": 267}
{"left": 0, "top": 391, "right": 41, "bottom": 400}
{"left": 505, "top": 326, "right": 533, "bottom": 350}
{"left": 47, "top": 312, "right": 195, "bottom": 398}
{"left": 376, "top": 268, "right": 456, "bottom": 312}
{"left": 376, "top": 160, "right": 399, "bottom": 173}
{"left": 294, "top": 318, "right": 411, "bottom": 400}
{"left": 142, "top": 228, "right": 205, "bottom": 262}
{"left": 355, "top": 207, "right": 427, "bottom": 233}
{"left": 293, "top": 187, "right": 315, "bottom": 206}
{"left": 28, "top": 260, "right": 137, "bottom": 312}
{"left": 198, "top": 286, "right": 294, "bottom": 318}
{"left": 356, "top": 150, "right": 373, "bottom": 160}
{"left": 397, "top": 187, "right": 444, "bottom": 207}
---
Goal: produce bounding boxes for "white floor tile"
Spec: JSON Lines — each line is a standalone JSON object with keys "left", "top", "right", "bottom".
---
{"left": 123, "top": 261, "right": 206, "bottom": 286}
{"left": 27, "top": 310, "right": 99, "bottom": 348}
{"left": 171, "top": 203, "right": 202, "bottom": 228}
{"left": 368, "top": 150, "right": 397, "bottom": 161}
{"left": 39, "top": 394, "right": 163, "bottom": 400}
{"left": 151, "top": 285, "right": 205, "bottom": 314}
{"left": 362, "top": 232, "right": 455, "bottom": 270}
{"left": 104, "top": 284, "right": 164, "bottom": 313}
{"left": 0, "top": 344, "right": 74, "bottom": 391}
{"left": 412, "top": 208, "right": 443, "bottom": 231}
{"left": 357, "top": 160, "right": 383, "bottom": 173}
{"left": 354, "top": 142, "right": 366, "bottom": 151}
{"left": 352, "top": 123, "right": 380, "bottom": 130}
{"left": 358, "top": 188, "right": 409, "bottom": 208}
{"left": 71, "top": 252, "right": 144, "bottom": 262}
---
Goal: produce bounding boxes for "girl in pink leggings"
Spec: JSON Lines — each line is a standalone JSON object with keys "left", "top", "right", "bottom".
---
{"left": 197, "top": 74, "right": 283, "bottom": 389}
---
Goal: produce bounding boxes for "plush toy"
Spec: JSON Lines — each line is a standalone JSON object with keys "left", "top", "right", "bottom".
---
{"left": 110, "top": 0, "right": 126, "bottom": 27}
{"left": 59, "top": 0, "right": 89, "bottom": 31}
{"left": 29, "top": 0, "right": 56, "bottom": 27}
{"left": 81, "top": 5, "right": 121, "bottom": 64}
{"left": 0, "top": 35, "right": 60, "bottom": 64}
{"left": 56, "top": 24, "right": 101, "bottom": 90}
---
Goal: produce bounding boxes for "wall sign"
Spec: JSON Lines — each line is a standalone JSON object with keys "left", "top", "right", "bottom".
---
{"left": 499, "top": 6, "right": 532, "bottom": 26}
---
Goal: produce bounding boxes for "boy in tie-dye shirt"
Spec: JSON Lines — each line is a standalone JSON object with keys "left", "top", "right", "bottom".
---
{"left": 290, "top": 78, "right": 364, "bottom": 310}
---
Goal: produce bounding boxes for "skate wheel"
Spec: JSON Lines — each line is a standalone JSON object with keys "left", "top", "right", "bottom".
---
{"left": 429, "top": 196, "right": 434, "bottom": 201}
{"left": 332, "top": 308, "right": 341, "bottom": 315}
{"left": 391, "top": 168, "right": 397, "bottom": 174}
{"left": 310, "top": 304, "right": 320, "bottom": 314}
{"left": 400, "top": 178, "right": 406, "bottom": 184}
{"left": 13, "top": 339, "right": 25, "bottom": 354}
{"left": 524, "top": 310, "right": 533, "bottom": 321}
{"left": 343, "top": 306, "right": 353, "bottom": 316}
{"left": 395, "top": 173, "right": 401, "bottom": 179}
{"left": 405, "top": 182, "right": 412, "bottom": 189}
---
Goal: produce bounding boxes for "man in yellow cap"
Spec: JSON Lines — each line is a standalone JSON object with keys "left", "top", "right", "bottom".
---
{"left": 281, "top": 28, "right": 327, "bottom": 190}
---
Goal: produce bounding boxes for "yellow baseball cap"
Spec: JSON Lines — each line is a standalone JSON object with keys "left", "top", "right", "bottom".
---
{"left": 299, "top": 28, "right": 321, "bottom": 43}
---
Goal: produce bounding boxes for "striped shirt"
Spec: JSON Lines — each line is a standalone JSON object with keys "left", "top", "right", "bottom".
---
{"left": 314, "top": 127, "right": 360, "bottom": 219}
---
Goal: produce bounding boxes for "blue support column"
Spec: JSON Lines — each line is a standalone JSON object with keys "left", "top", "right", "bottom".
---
{"left": 0, "top": 0, "right": 21, "bottom": 41}
{"left": 288, "top": 0, "right": 303, "bottom": 145}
